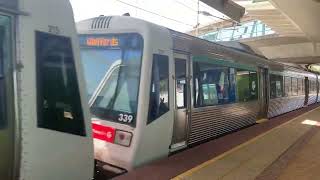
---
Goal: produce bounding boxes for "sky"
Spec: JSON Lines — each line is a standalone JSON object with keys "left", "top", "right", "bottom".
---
{"left": 69, "top": 0, "right": 229, "bottom": 32}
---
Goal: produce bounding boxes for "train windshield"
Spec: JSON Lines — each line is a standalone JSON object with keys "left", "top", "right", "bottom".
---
{"left": 80, "top": 34, "right": 143, "bottom": 126}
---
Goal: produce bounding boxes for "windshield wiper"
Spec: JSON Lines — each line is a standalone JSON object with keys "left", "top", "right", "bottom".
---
{"left": 89, "top": 60, "right": 122, "bottom": 107}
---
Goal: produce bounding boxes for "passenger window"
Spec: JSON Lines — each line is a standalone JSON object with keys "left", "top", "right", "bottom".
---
{"left": 309, "top": 80, "right": 313, "bottom": 93}
{"left": 193, "top": 62, "right": 232, "bottom": 107}
{"left": 175, "top": 59, "right": 187, "bottom": 109}
{"left": 36, "top": 32, "right": 86, "bottom": 136}
{"left": 302, "top": 79, "right": 305, "bottom": 95}
{"left": 284, "top": 76, "right": 291, "bottom": 97}
{"left": 148, "top": 54, "right": 169, "bottom": 124}
{"left": 298, "top": 78, "right": 303, "bottom": 95}
{"left": 0, "top": 70, "right": 5, "bottom": 129}
{"left": 291, "top": 78, "right": 298, "bottom": 96}
{"left": 0, "top": 40, "right": 5, "bottom": 129}
{"left": 270, "top": 74, "right": 284, "bottom": 99}
{"left": 0, "top": 17, "right": 10, "bottom": 129}
{"left": 311, "top": 80, "right": 317, "bottom": 93}
{"left": 236, "top": 70, "right": 258, "bottom": 102}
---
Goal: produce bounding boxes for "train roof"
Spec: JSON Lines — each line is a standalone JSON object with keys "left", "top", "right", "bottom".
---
{"left": 76, "top": 15, "right": 315, "bottom": 76}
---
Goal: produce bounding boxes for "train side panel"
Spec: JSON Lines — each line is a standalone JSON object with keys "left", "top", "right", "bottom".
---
{"left": 17, "top": 0, "right": 93, "bottom": 179}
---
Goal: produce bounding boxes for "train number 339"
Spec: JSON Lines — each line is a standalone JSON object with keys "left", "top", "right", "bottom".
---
{"left": 118, "top": 114, "right": 133, "bottom": 123}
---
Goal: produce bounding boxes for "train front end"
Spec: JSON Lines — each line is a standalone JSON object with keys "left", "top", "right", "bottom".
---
{"left": 79, "top": 32, "right": 143, "bottom": 171}
{"left": 77, "top": 16, "right": 175, "bottom": 172}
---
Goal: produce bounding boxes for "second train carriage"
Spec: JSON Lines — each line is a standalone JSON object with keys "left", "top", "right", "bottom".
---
{"left": 77, "top": 15, "right": 319, "bottom": 172}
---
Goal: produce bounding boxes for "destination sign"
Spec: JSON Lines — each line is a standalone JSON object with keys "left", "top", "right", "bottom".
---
{"left": 86, "top": 37, "right": 119, "bottom": 47}
{"left": 79, "top": 33, "right": 143, "bottom": 50}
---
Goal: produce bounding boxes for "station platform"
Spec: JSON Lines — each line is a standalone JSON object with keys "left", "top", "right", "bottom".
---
{"left": 114, "top": 104, "right": 320, "bottom": 180}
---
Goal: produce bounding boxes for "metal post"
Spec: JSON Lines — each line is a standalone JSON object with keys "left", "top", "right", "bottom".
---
{"left": 196, "top": 0, "right": 200, "bottom": 36}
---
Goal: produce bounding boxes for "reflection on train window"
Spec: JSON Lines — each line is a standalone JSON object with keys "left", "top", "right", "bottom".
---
{"left": 291, "top": 78, "right": 298, "bottom": 96}
{"left": 36, "top": 32, "right": 86, "bottom": 136}
{"left": 148, "top": 54, "right": 169, "bottom": 124}
{"left": 175, "top": 59, "right": 187, "bottom": 109}
{"left": 236, "top": 70, "right": 258, "bottom": 102}
{"left": 0, "top": 16, "right": 10, "bottom": 129}
{"left": 90, "top": 50, "right": 142, "bottom": 120}
{"left": 193, "top": 62, "right": 231, "bottom": 107}
{"left": 81, "top": 49, "right": 122, "bottom": 98}
{"left": 270, "top": 74, "right": 284, "bottom": 99}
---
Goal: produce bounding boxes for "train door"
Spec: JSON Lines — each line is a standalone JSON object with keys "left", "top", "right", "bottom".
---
{"left": 170, "top": 53, "right": 190, "bottom": 151}
{"left": 305, "top": 77, "right": 309, "bottom": 105}
{"left": 258, "top": 67, "right": 269, "bottom": 119}
{"left": 316, "top": 75, "right": 319, "bottom": 102}
{"left": 0, "top": 14, "right": 15, "bottom": 180}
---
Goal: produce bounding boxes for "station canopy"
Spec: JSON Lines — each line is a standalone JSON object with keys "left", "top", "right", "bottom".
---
{"left": 230, "top": 0, "right": 320, "bottom": 73}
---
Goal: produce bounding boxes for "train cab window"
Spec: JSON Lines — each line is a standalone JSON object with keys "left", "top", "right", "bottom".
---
{"left": 36, "top": 32, "right": 86, "bottom": 136}
{"left": 236, "top": 70, "right": 258, "bottom": 102}
{"left": 193, "top": 62, "right": 232, "bottom": 107}
{"left": 291, "top": 78, "right": 298, "bottom": 96}
{"left": 0, "top": 16, "right": 10, "bottom": 129}
{"left": 86, "top": 34, "right": 143, "bottom": 127}
{"left": 270, "top": 74, "right": 284, "bottom": 99}
{"left": 148, "top": 54, "right": 169, "bottom": 124}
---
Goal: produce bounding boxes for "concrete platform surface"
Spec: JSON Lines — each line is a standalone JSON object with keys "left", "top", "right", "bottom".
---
{"left": 173, "top": 107, "right": 320, "bottom": 180}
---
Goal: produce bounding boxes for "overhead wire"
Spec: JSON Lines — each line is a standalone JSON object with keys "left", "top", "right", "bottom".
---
{"left": 116, "top": 0, "right": 194, "bottom": 27}
{"left": 185, "top": 0, "right": 231, "bottom": 21}
{"left": 174, "top": 0, "right": 197, "bottom": 12}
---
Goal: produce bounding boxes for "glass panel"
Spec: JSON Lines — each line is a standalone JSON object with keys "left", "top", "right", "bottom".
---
{"left": 302, "top": 79, "right": 305, "bottom": 95}
{"left": 0, "top": 15, "right": 15, "bottom": 180}
{"left": 0, "top": 0, "right": 18, "bottom": 10}
{"left": 81, "top": 49, "right": 121, "bottom": 98}
{"left": 36, "top": 31, "right": 86, "bottom": 136}
{"left": 236, "top": 70, "right": 258, "bottom": 102}
{"left": 193, "top": 62, "right": 233, "bottom": 107}
{"left": 81, "top": 34, "right": 143, "bottom": 127}
{"left": 0, "top": 26, "right": 5, "bottom": 129}
{"left": 312, "top": 80, "right": 317, "bottom": 93}
{"left": 175, "top": 59, "right": 187, "bottom": 109}
{"left": 0, "top": 16, "right": 10, "bottom": 130}
{"left": 0, "top": 15, "right": 13, "bottom": 180}
{"left": 309, "top": 80, "right": 316, "bottom": 94}
{"left": 298, "top": 78, "right": 303, "bottom": 95}
{"left": 284, "top": 76, "right": 291, "bottom": 97}
{"left": 148, "top": 54, "right": 169, "bottom": 123}
{"left": 291, "top": 78, "right": 298, "bottom": 96}
{"left": 270, "top": 74, "right": 284, "bottom": 99}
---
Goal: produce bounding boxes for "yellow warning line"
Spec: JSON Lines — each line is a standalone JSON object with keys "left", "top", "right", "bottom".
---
{"left": 172, "top": 106, "right": 320, "bottom": 180}
{"left": 256, "top": 118, "right": 268, "bottom": 124}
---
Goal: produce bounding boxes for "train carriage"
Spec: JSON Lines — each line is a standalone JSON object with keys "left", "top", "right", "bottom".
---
{"left": 307, "top": 74, "right": 318, "bottom": 105}
{"left": 0, "top": 0, "right": 94, "bottom": 179}
{"left": 267, "top": 67, "right": 315, "bottom": 118}
{"left": 77, "top": 15, "right": 319, "bottom": 173}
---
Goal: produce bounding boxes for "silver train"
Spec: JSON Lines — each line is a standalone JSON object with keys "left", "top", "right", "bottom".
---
{"left": 77, "top": 15, "right": 319, "bottom": 172}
